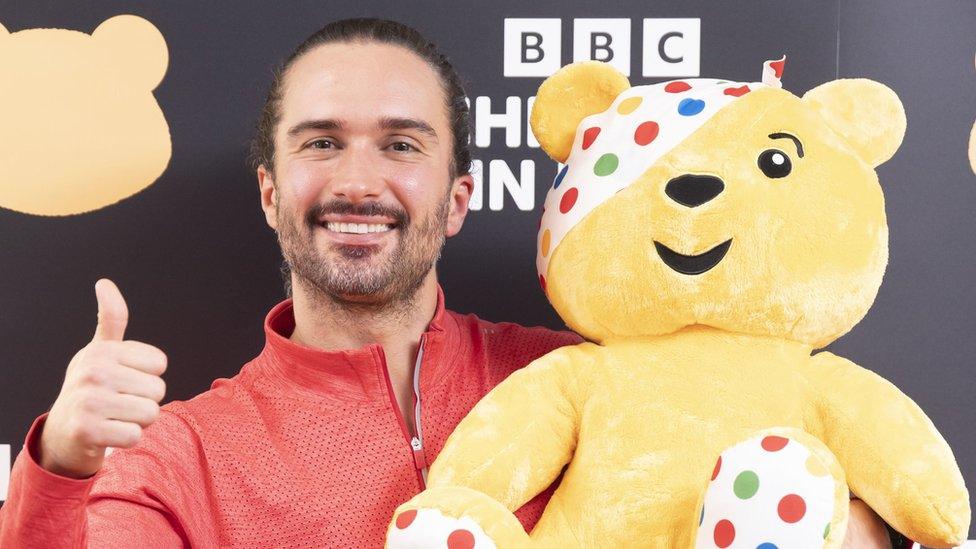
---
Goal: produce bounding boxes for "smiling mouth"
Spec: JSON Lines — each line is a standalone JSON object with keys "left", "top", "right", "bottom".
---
{"left": 320, "top": 221, "right": 396, "bottom": 234}
{"left": 653, "top": 239, "right": 732, "bottom": 275}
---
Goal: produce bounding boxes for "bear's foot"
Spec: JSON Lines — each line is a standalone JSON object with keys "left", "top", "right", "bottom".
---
{"left": 694, "top": 428, "right": 849, "bottom": 549}
{"left": 387, "top": 486, "right": 530, "bottom": 548}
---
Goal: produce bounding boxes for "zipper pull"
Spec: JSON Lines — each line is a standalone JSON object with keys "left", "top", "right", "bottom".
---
{"left": 410, "top": 436, "right": 427, "bottom": 472}
{"left": 410, "top": 436, "right": 428, "bottom": 484}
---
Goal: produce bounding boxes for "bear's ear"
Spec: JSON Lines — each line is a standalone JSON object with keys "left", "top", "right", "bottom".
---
{"left": 802, "top": 79, "right": 906, "bottom": 167}
{"left": 93, "top": 15, "right": 168, "bottom": 90}
{"left": 530, "top": 61, "right": 630, "bottom": 163}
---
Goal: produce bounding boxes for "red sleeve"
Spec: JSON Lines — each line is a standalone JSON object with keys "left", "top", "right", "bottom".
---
{"left": 0, "top": 412, "right": 203, "bottom": 547}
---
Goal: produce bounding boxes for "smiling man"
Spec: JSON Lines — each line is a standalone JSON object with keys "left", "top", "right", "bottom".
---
{"left": 0, "top": 18, "right": 896, "bottom": 548}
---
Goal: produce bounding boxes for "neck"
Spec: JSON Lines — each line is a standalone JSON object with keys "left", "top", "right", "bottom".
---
{"left": 288, "top": 271, "right": 439, "bottom": 359}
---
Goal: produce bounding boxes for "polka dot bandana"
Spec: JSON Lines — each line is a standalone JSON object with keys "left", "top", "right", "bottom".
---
{"left": 536, "top": 57, "right": 786, "bottom": 286}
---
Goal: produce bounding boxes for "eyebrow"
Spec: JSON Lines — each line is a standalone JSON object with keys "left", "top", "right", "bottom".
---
{"left": 285, "top": 117, "right": 438, "bottom": 141}
{"left": 769, "top": 132, "right": 804, "bottom": 158}
{"left": 378, "top": 117, "right": 438, "bottom": 141}
{"left": 287, "top": 118, "right": 343, "bottom": 138}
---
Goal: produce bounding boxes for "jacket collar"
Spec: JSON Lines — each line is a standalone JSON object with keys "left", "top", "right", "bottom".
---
{"left": 255, "top": 286, "right": 459, "bottom": 401}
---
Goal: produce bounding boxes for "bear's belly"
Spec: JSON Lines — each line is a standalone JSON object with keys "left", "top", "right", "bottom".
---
{"left": 536, "top": 341, "right": 816, "bottom": 544}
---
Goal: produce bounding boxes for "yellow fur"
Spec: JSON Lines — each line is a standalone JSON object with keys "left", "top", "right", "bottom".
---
{"left": 389, "top": 62, "right": 970, "bottom": 548}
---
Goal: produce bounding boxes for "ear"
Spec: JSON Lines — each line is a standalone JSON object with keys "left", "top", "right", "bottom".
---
{"left": 257, "top": 165, "right": 278, "bottom": 230}
{"left": 92, "top": 15, "right": 168, "bottom": 90}
{"left": 445, "top": 173, "right": 474, "bottom": 238}
{"left": 0, "top": 22, "right": 9, "bottom": 36}
{"left": 802, "top": 79, "right": 906, "bottom": 167}
{"left": 530, "top": 61, "right": 630, "bottom": 163}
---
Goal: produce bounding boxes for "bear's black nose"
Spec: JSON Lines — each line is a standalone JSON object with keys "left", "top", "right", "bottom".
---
{"left": 665, "top": 174, "right": 725, "bottom": 207}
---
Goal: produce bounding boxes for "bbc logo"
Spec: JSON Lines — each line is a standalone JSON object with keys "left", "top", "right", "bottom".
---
{"left": 503, "top": 18, "right": 700, "bottom": 78}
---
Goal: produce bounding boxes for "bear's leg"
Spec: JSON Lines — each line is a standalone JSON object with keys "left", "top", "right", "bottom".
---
{"left": 693, "top": 428, "right": 849, "bottom": 549}
{"left": 386, "top": 486, "right": 531, "bottom": 548}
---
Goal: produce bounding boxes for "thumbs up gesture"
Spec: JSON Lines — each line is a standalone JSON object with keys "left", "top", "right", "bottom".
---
{"left": 39, "top": 279, "right": 167, "bottom": 478}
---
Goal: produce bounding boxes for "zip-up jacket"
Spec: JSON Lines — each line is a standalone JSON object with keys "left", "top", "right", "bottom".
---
{"left": 0, "top": 289, "right": 581, "bottom": 547}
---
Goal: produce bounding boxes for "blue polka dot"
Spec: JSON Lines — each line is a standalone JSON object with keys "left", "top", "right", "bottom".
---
{"left": 553, "top": 165, "right": 568, "bottom": 189}
{"left": 678, "top": 98, "right": 706, "bottom": 116}
{"left": 757, "top": 544, "right": 778, "bottom": 549}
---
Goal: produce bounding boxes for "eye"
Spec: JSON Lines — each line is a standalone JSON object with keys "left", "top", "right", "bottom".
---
{"left": 307, "top": 139, "right": 334, "bottom": 150}
{"left": 390, "top": 141, "right": 416, "bottom": 153}
{"left": 757, "top": 149, "right": 792, "bottom": 179}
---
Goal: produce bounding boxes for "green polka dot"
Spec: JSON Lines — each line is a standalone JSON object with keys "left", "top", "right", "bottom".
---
{"left": 733, "top": 470, "right": 759, "bottom": 499}
{"left": 593, "top": 153, "right": 618, "bottom": 176}
{"left": 823, "top": 523, "right": 830, "bottom": 539}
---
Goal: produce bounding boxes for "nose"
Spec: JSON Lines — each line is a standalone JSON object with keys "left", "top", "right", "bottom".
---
{"left": 665, "top": 174, "right": 725, "bottom": 207}
{"left": 330, "top": 148, "right": 385, "bottom": 202}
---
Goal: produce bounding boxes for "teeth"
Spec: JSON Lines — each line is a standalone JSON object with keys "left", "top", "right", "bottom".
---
{"left": 325, "top": 222, "right": 393, "bottom": 234}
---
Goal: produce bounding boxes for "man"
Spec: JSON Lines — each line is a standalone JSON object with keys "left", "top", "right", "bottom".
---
{"left": 0, "top": 18, "right": 895, "bottom": 548}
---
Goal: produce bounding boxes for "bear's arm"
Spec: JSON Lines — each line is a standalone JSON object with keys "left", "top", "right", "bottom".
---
{"left": 806, "top": 351, "right": 970, "bottom": 548}
{"left": 427, "top": 343, "right": 596, "bottom": 511}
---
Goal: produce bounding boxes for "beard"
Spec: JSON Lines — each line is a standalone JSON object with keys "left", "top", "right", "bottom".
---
{"left": 275, "top": 195, "right": 448, "bottom": 307}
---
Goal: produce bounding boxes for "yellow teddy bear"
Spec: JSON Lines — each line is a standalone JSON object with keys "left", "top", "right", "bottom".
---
{"left": 387, "top": 59, "right": 970, "bottom": 548}
{"left": 0, "top": 15, "right": 170, "bottom": 216}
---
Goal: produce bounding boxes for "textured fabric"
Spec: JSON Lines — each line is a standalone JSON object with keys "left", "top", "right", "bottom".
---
{"left": 0, "top": 288, "right": 580, "bottom": 547}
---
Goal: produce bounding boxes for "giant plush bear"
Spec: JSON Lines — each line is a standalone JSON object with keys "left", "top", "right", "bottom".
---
{"left": 0, "top": 15, "right": 170, "bottom": 216}
{"left": 386, "top": 59, "right": 970, "bottom": 548}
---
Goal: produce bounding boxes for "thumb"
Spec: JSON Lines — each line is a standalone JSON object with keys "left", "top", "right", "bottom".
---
{"left": 93, "top": 278, "right": 129, "bottom": 341}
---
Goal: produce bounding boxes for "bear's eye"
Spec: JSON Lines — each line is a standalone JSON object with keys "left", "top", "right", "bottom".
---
{"left": 757, "top": 149, "right": 792, "bottom": 179}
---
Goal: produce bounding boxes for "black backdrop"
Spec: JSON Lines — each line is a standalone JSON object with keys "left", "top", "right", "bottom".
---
{"left": 1, "top": 1, "right": 973, "bottom": 541}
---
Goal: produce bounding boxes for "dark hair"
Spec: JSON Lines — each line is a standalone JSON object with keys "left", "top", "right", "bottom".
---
{"left": 249, "top": 18, "right": 472, "bottom": 178}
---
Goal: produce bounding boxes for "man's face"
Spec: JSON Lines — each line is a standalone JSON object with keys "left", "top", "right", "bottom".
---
{"left": 259, "top": 42, "right": 472, "bottom": 305}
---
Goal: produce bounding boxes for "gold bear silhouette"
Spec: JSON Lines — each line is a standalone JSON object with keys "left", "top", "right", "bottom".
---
{"left": 0, "top": 15, "right": 171, "bottom": 216}
{"left": 970, "top": 54, "right": 975, "bottom": 174}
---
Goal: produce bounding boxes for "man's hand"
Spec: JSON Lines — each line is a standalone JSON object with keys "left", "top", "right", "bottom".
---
{"left": 844, "top": 498, "right": 894, "bottom": 548}
{"left": 38, "top": 279, "right": 167, "bottom": 478}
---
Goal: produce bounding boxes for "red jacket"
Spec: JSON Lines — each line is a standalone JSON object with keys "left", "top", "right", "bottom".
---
{"left": 0, "top": 290, "right": 579, "bottom": 547}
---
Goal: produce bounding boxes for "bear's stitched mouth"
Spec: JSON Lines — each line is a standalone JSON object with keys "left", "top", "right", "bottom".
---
{"left": 653, "top": 239, "right": 733, "bottom": 275}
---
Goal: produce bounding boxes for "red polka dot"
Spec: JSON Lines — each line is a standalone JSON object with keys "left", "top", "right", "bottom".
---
{"left": 634, "top": 121, "right": 660, "bottom": 146}
{"left": 559, "top": 187, "right": 579, "bottom": 214}
{"left": 395, "top": 509, "right": 417, "bottom": 529}
{"left": 665, "top": 81, "right": 691, "bottom": 93}
{"left": 778, "top": 494, "right": 807, "bottom": 523}
{"left": 762, "top": 436, "right": 790, "bottom": 452}
{"left": 539, "top": 274, "right": 547, "bottom": 292}
{"left": 711, "top": 456, "right": 722, "bottom": 480}
{"left": 714, "top": 519, "right": 735, "bottom": 547}
{"left": 582, "top": 127, "right": 601, "bottom": 150}
{"left": 724, "top": 85, "right": 751, "bottom": 97}
{"left": 447, "top": 529, "right": 476, "bottom": 549}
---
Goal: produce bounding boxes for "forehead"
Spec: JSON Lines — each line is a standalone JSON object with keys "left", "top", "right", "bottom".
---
{"left": 278, "top": 41, "right": 447, "bottom": 131}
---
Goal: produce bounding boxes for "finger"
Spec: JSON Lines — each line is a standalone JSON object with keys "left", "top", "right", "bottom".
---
{"left": 93, "top": 279, "right": 129, "bottom": 342}
{"left": 97, "top": 419, "right": 143, "bottom": 449}
{"left": 102, "top": 393, "right": 160, "bottom": 428}
{"left": 114, "top": 340, "right": 168, "bottom": 376}
{"left": 106, "top": 363, "right": 166, "bottom": 402}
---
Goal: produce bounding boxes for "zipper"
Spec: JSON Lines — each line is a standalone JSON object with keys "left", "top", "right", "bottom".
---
{"left": 411, "top": 335, "right": 428, "bottom": 483}
{"left": 377, "top": 337, "right": 428, "bottom": 490}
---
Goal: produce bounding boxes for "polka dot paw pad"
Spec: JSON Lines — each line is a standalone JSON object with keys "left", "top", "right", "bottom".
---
{"left": 694, "top": 433, "right": 841, "bottom": 548}
{"left": 387, "top": 508, "right": 497, "bottom": 549}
